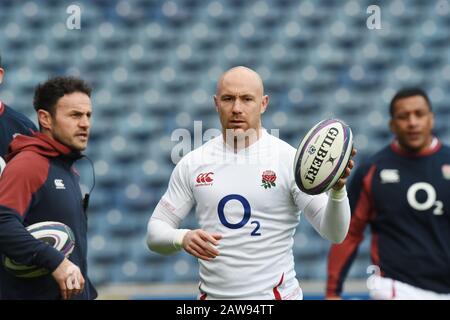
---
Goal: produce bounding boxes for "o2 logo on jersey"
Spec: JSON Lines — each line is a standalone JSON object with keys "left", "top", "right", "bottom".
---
{"left": 0, "top": 156, "right": 6, "bottom": 177}
{"left": 407, "top": 182, "right": 444, "bottom": 215}
{"left": 217, "top": 194, "right": 261, "bottom": 236}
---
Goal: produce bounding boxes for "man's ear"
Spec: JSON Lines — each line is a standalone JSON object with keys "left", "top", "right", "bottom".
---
{"left": 0, "top": 68, "right": 4, "bottom": 84}
{"left": 37, "top": 109, "right": 52, "bottom": 131}
{"left": 429, "top": 112, "right": 435, "bottom": 130}
{"left": 260, "top": 95, "right": 269, "bottom": 114}
{"left": 389, "top": 118, "right": 396, "bottom": 135}
{"left": 214, "top": 95, "right": 219, "bottom": 113}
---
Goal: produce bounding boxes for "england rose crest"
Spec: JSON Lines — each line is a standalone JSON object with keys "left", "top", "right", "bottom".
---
{"left": 261, "top": 170, "right": 276, "bottom": 189}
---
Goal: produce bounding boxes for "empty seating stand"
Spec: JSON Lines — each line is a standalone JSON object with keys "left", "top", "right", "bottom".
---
{"left": 0, "top": 0, "right": 448, "bottom": 287}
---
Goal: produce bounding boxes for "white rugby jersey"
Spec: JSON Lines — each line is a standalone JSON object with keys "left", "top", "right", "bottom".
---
{"left": 149, "top": 129, "right": 349, "bottom": 299}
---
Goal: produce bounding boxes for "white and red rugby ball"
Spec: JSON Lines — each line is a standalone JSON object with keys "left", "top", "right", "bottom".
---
{"left": 294, "top": 119, "right": 353, "bottom": 195}
{"left": 3, "top": 221, "right": 75, "bottom": 278}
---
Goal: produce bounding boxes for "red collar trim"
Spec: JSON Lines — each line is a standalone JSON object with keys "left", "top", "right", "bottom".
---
{"left": 0, "top": 101, "right": 4, "bottom": 116}
{"left": 391, "top": 137, "right": 441, "bottom": 157}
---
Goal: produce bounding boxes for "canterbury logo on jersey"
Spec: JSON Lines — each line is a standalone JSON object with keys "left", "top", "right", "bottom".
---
{"left": 54, "top": 179, "right": 66, "bottom": 189}
{"left": 195, "top": 172, "right": 214, "bottom": 186}
{"left": 380, "top": 169, "right": 400, "bottom": 183}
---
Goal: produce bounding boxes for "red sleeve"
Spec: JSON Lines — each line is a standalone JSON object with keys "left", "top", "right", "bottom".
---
{"left": 0, "top": 151, "right": 49, "bottom": 217}
{"left": 326, "top": 164, "right": 376, "bottom": 298}
{"left": 0, "top": 151, "right": 64, "bottom": 271}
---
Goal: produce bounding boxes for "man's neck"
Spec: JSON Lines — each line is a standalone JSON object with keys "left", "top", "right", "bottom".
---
{"left": 222, "top": 128, "right": 263, "bottom": 153}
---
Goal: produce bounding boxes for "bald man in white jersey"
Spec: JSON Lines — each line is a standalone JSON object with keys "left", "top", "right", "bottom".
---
{"left": 146, "top": 66, "right": 355, "bottom": 300}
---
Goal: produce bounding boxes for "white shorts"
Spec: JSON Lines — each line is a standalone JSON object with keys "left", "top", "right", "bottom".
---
{"left": 197, "top": 278, "right": 303, "bottom": 300}
{"left": 368, "top": 275, "right": 450, "bottom": 300}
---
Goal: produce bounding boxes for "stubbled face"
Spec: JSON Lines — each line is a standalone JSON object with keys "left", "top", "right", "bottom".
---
{"left": 50, "top": 92, "right": 92, "bottom": 151}
{"left": 214, "top": 68, "right": 268, "bottom": 140}
{"left": 390, "top": 95, "right": 434, "bottom": 153}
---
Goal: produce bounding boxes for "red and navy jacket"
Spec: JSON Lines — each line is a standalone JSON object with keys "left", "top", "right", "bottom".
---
{"left": 327, "top": 138, "right": 450, "bottom": 297}
{"left": 0, "top": 132, "right": 97, "bottom": 299}
{"left": 0, "top": 101, "right": 37, "bottom": 165}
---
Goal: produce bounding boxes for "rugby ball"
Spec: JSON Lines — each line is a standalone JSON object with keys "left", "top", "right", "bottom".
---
{"left": 3, "top": 221, "right": 75, "bottom": 278}
{"left": 294, "top": 119, "right": 353, "bottom": 195}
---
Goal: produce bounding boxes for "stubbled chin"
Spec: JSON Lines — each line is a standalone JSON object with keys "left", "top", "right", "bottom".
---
{"left": 72, "top": 141, "right": 88, "bottom": 151}
{"left": 401, "top": 140, "right": 426, "bottom": 152}
{"left": 228, "top": 125, "right": 246, "bottom": 130}
{"left": 228, "top": 128, "right": 249, "bottom": 137}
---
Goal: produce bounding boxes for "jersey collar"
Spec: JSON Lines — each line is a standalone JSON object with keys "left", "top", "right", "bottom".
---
{"left": 391, "top": 137, "right": 441, "bottom": 157}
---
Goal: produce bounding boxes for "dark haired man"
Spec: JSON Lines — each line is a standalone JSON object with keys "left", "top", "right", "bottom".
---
{"left": 0, "top": 53, "right": 37, "bottom": 175}
{"left": 326, "top": 88, "right": 450, "bottom": 299}
{"left": 0, "top": 76, "right": 97, "bottom": 299}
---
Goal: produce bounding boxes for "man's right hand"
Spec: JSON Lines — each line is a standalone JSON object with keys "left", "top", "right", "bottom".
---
{"left": 52, "top": 258, "right": 85, "bottom": 300}
{"left": 182, "top": 229, "right": 222, "bottom": 261}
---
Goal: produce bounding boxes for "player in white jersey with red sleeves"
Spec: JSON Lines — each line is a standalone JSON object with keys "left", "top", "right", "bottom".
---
{"left": 146, "top": 66, "right": 356, "bottom": 300}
